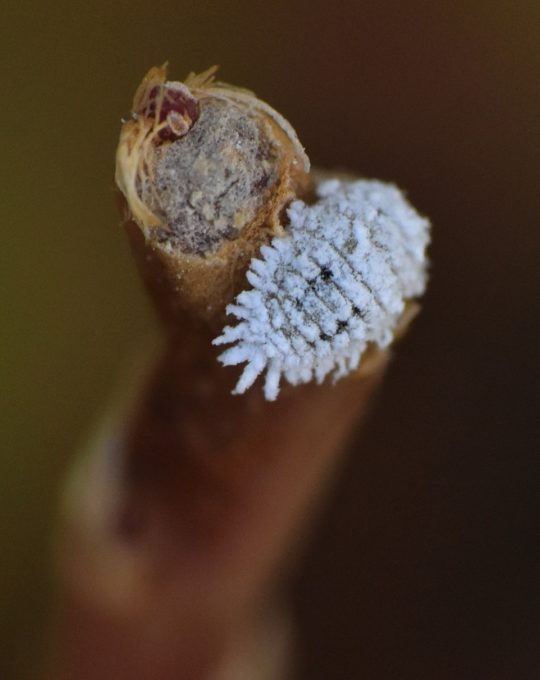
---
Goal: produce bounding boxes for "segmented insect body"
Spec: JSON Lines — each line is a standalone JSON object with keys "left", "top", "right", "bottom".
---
{"left": 213, "top": 178, "right": 430, "bottom": 400}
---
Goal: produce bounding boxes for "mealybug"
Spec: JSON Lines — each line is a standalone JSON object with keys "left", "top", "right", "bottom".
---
{"left": 213, "top": 178, "right": 430, "bottom": 400}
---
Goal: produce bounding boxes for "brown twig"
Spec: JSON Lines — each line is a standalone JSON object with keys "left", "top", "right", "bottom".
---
{"left": 49, "top": 65, "right": 423, "bottom": 679}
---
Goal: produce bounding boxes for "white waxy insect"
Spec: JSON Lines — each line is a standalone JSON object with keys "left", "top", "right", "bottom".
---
{"left": 213, "top": 178, "right": 430, "bottom": 400}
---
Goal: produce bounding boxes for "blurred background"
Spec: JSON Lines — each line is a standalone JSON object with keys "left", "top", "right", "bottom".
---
{"left": 2, "top": 1, "right": 539, "bottom": 677}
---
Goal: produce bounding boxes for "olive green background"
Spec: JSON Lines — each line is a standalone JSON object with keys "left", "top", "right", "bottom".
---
{"left": 2, "top": 1, "right": 539, "bottom": 678}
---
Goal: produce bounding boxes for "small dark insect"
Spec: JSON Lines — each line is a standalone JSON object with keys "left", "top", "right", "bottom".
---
{"left": 134, "top": 76, "right": 200, "bottom": 143}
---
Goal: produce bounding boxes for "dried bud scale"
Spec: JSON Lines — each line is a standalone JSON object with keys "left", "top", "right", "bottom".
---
{"left": 115, "top": 64, "right": 310, "bottom": 325}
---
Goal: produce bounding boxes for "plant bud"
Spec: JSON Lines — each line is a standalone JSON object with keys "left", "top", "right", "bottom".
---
{"left": 115, "top": 64, "right": 310, "bottom": 327}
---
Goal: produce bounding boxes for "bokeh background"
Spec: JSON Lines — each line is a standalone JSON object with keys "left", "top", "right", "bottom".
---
{"left": 2, "top": 1, "right": 539, "bottom": 677}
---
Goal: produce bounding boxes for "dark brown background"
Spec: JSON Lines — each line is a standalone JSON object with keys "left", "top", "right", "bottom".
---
{"left": 2, "top": 1, "right": 539, "bottom": 678}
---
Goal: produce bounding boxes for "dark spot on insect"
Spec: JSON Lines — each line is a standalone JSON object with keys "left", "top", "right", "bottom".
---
{"left": 295, "top": 298, "right": 303, "bottom": 310}
{"left": 376, "top": 208, "right": 388, "bottom": 218}
{"left": 320, "top": 332, "right": 331, "bottom": 342}
{"left": 337, "top": 320, "right": 348, "bottom": 331}
{"left": 352, "top": 306, "right": 365, "bottom": 318}
{"left": 345, "top": 238, "right": 356, "bottom": 253}
{"left": 320, "top": 266, "right": 333, "bottom": 281}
